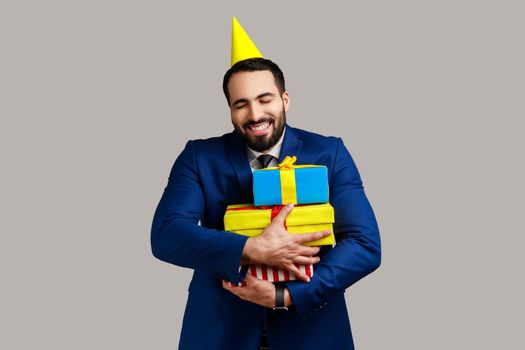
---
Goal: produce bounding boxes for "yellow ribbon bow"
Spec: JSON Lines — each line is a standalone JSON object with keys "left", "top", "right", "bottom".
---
{"left": 278, "top": 156, "right": 297, "bottom": 169}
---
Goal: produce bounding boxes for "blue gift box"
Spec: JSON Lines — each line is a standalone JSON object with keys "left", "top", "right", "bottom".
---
{"left": 253, "top": 162, "right": 329, "bottom": 206}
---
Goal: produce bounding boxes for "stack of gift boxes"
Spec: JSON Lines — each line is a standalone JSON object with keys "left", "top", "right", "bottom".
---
{"left": 223, "top": 156, "right": 335, "bottom": 285}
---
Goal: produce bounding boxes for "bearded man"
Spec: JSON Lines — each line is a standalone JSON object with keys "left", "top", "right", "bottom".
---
{"left": 151, "top": 18, "right": 381, "bottom": 350}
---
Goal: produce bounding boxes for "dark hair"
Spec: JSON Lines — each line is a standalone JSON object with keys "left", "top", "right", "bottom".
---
{"left": 222, "top": 58, "right": 286, "bottom": 105}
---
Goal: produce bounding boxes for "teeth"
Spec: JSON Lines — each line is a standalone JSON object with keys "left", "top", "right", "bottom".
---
{"left": 251, "top": 122, "right": 269, "bottom": 131}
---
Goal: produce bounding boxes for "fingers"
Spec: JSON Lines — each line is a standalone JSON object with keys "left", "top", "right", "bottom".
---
{"left": 293, "top": 255, "right": 321, "bottom": 265}
{"left": 224, "top": 274, "right": 256, "bottom": 289}
{"left": 297, "top": 245, "right": 321, "bottom": 256}
{"left": 271, "top": 203, "right": 294, "bottom": 225}
{"left": 222, "top": 280, "right": 236, "bottom": 289}
{"left": 286, "top": 263, "right": 310, "bottom": 282}
{"left": 296, "top": 230, "right": 332, "bottom": 244}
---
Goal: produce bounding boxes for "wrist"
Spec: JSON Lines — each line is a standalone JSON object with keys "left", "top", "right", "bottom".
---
{"left": 284, "top": 287, "right": 293, "bottom": 307}
{"left": 241, "top": 237, "right": 264, "bottom": 265}
{"left": 241, "top": 237, "right": 257, "bottom": 264}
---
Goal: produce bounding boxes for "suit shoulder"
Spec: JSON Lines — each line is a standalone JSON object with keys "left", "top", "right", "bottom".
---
{"left": 188, "top": 132, "right": 229, "bottom": 146}
{"left": 181, "top": 132, "right": 238, "bottom": 163}
{"left": 184, "top": 132, "right": 234, "bottom": 152}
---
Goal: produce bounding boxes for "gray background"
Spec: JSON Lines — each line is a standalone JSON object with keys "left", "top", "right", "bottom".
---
{"left": 1, "top": 0, "right": 524, "bottom": 349}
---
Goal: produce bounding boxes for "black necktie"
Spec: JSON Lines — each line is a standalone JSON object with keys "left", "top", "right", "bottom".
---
{"left": 257, "top": 154, "right": 274, "bottom": 169}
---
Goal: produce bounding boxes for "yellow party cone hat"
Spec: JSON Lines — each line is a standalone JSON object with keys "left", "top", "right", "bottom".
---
{"left": 231, "top": 17, "right": 263, "bottom": 67}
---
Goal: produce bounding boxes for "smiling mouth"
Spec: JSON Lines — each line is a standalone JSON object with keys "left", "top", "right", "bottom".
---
{"left": 246, "top": 121, "right": 272, "bottom": 136}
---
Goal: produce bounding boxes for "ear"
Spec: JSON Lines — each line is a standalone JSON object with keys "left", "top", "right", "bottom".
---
{"left": 282, "top": 91, "right": 290, "bottom": 112}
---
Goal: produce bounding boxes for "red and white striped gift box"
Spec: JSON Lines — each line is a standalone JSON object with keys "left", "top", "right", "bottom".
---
{"left": 238, "top": 263, "right": 313, "bottom": 286}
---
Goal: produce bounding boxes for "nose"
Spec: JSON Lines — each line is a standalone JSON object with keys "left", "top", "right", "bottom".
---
{"left": 247, "top": 102, "right": 264, "bottom": 121}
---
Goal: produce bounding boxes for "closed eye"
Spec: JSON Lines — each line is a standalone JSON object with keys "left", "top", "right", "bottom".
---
{"left": 259, "top": 97, "right": 274, "bottom": 104}
{"left": 257, "top": 92, "right": 275, "bottom": 104}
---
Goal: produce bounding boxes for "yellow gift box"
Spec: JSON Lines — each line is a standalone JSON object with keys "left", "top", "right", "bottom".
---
{"left": 224, "top": 203, "right": 335, "bottom": 246}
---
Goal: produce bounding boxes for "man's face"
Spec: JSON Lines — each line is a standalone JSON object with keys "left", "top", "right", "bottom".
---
{"left": 227, "top": 70, "right": 290, "bottom": 152}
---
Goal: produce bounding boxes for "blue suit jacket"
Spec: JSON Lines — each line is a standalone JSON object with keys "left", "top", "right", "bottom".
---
{"left": 151, "top": 125, "right": 381, "bottom": 350}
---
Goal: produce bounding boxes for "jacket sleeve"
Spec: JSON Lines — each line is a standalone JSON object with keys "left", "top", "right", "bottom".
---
{"left": 285, "top": 138, "right": 381, "bottom": 318}
{"left": 150, "top": 140, "right": 249, "bottom": 284}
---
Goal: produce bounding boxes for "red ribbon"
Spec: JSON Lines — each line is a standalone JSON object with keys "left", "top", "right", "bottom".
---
{"left": 270, "top": 205, "right": 287, "bottom": 230}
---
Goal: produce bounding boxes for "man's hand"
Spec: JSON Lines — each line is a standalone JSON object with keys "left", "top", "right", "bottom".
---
{"left": 241, "top": 203, "right": 331, "bottom": 282}
{"left": 222, "top": 274, "right": 293, "bottom": 308}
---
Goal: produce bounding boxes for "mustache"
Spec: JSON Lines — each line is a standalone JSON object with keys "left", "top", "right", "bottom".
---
{"left": 243, "top": 117, "right": 274, "bottom": 128}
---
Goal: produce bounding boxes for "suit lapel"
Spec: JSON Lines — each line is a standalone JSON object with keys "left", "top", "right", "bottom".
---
{"left": 278, "top": 125, "right": 303, "bottom": 162}
{"left": 225, "top": 131, "right": 253, "bottom": 202}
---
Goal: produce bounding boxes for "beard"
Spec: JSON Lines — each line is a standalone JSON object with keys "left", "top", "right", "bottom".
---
{"left": 236, "top": 109, "right": 286, "bottom": 152}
